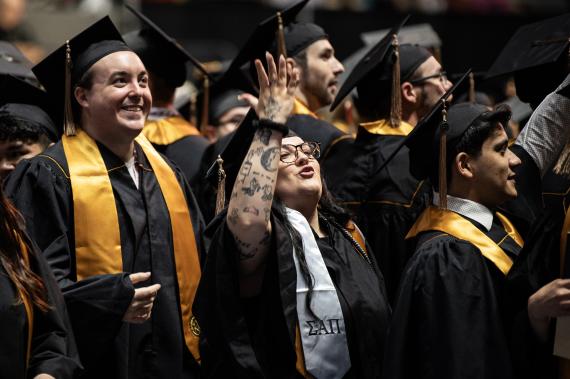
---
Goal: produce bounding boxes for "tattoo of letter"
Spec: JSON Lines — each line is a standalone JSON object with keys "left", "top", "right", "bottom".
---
{"left": 260, "top": 147, "right": 279, "bottom": 172}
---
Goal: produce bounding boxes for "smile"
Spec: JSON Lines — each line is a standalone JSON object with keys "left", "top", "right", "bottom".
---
{"left": 121, "top": 105, "right": 144, "bottom": 112}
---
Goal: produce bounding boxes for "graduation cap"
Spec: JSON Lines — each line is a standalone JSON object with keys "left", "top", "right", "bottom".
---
{"left": 225, "top": 0, "right": 309, "bottom": 77}
{"left": 330, "top": 16, "right": 411, "bottom": 128}
{"left": 368, "top": 70, "right": 472, "bottom": 207}
{"left": 32, "top": 16, "right": 132, "bottom": 137}
{"left": 0, "top": 74, "right": 59, "bottom": 142}
{"left": 0, "top": 41, "right": 35, "bottom": 81}
{"left": 487, "top": 13, "right": 570, "bottom": 78}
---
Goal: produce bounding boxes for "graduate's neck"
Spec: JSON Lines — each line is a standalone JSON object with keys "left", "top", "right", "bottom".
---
{"left": 81, "top": 121, "right": 136, "bottom": 163}
{"left": 401, "top": 108, "right": 420, "bottom": 127}
{"left": 448, "top": 180, "right": 495, "bottom": 210}
{"left": 294, "top": 88, "right": 320, "bottom": 113}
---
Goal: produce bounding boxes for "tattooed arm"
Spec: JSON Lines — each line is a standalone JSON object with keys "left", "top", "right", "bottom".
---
{"left": 227, "top": 53, "right": 299, "bottom": 295}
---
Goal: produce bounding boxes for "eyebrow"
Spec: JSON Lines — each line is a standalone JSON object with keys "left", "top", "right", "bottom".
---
{"left": 494, "top": 138, "right": 509, "bottom": 150}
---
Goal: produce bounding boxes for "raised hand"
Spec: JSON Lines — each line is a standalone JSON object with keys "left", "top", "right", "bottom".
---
{"left": 250, "top": 52, "right": 299, "bottom": 124}
{"left": 123, "top": 272, "right": 161, "bottom": 324}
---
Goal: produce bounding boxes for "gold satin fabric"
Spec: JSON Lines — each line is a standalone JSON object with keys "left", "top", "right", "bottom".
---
{"left": 360, "top": 119, "right": 414, "bottom": 137}
{"left": 143, "top": 116, "right": 200, "bottom": 145}
{"left": 406, "top": 206, "right": 521, "bottom": 275}
{"left": 292, "top": 98, "right": 318, "bottom": 119}
{"left": 62, "top": 129, "right": 202, "bottom": 362}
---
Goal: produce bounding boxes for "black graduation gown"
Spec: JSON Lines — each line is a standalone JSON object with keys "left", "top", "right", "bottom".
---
{"left": 4, "top": 141, "right": 207, "bottom": 379}
{"left": 195, "top": 209, "right": 391, "bottom": 379}
{"left": 322, "top": 126, "right": 431, "bottom": 304}
{"left": 152, "top": 134, "right": 210, "bottom": 186}
{"left": 0, "top": 237, "right": 81, "bottom": 379}
{"left": 383, "top": 214, "right": 533, "bottom": 379}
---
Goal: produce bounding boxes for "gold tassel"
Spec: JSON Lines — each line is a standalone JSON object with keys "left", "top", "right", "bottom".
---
{"left": 439, "top": 100, "right": 448, "bottom": 209}
{"left": 276, "top": 11, "right": 287, "bottom": 59}
{"left": 189, "top": 92, "right": 197, "bottom": 127}
{"left": 390, "top": 34, "right": 402, "bottom": 128}
{"left": 200, "top": 76, "right": 210, "bottom": 132}
{"left": 554, "top": 142, "right": 570, "bottom": 177}
{"left": 215, "top": 155, "right": 226, "bottom": 215}
{"left": 64, "top": 40, "right": 76, "bottom": 136}
{"left": 468, "top": 72, "right": 476, "bottom": 103}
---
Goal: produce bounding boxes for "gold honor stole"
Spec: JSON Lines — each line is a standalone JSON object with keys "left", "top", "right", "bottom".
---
{"left": 360, "top": 119, "right": 414, "bottom": 137}
{"left": 406, "top": 206, "right": 523, "bottom": 275}
{"left": 143, "top": 116, "right": 200, "bottom": 145}
{"left": 292, "top": 98, "right": 319, "bottom": 119}
{"left": 61, "top": 128, "right": 202, "bottom": 362}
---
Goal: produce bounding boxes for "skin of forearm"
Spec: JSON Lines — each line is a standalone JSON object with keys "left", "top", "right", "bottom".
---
{"left": 227, "top": 126, "right": 283, "bottom": 275}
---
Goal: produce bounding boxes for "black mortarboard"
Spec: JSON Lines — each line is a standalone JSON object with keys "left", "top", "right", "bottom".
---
{"left": 0, "top": 41, "right": 35, "bottom": 81}
{"left": 0, "top": 74, "right": 59, "bottom": 142}
{"left": 399, "top": 44, "right": 432, "bottom": 81}
{"left": 281, "top": 22, "right": 328, "bottom": 57}
{"left": 369, "top": 70, "right": 472, "bottom": 206}
{"left": 225, "top": 0, "right": 309, "bottom": 76}
{"left": 361, "top": 23, "right": 442, "bottom": 50}
{"left": 330, "top": 16, "right": 409, "bottom": 125}
{"left": 32, "top": 16, "right": 131, "bottom": 136}
{"left": 210, "top": 89, "right": 249, "bottom": 124}
{"left": 123, "top": 4, "right": 209, "bottom": 88}
{"left": 487, "top": 13, "right": 570, "bottom": 78}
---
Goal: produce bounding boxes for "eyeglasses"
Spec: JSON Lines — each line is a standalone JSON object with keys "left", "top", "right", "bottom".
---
{"left": 280, "top": 142, "right": 321, "bottom": 163}
{"left": 408, "top": 71, "right": 448, "bottom": 86}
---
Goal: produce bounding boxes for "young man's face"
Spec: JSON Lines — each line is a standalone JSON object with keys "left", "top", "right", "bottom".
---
{"left": 468, "top": 124, "right": 521, "bottom": 207}
{"left": 75, "top": 51, "right": 152, "bottom": 141}
{"left": 0, "top": 139, "right": 44, "bottom": 180}
{"left": 297, "top": 39, "right": 344, "bottom": 111}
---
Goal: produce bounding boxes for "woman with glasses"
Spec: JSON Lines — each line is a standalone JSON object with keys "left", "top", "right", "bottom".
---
{"left": 195, "top": 53, "right": 391, "bottom": 378}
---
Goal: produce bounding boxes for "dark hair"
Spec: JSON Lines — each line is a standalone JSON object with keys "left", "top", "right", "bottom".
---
{"left": 432, "top": 104, "right": 511, "bottom": 189}
{"left": 148, "top": 71, "right": 176, "bottom": 105}
{"left": 0, "top": 189, "right": 50, "bottom": 312}
{"left": 0, "top": 114, "right": 52, "bottom": 148}
{"left": 292, "top": 50, "right": 308, "bottom": 71}
{"left": 272, "top": 177, "right": 351, "bottom": 317}
{"left": 72, "top": 68, "right": 96, "bottom": 124}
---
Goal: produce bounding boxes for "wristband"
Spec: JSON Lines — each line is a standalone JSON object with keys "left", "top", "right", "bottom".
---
{"left": 255, "top": 118, "right": 289, "bottom": 135}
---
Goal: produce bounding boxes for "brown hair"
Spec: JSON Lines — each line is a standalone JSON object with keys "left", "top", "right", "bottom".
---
{"left": 0, "top": 190, "right": 50, "bottom": 312}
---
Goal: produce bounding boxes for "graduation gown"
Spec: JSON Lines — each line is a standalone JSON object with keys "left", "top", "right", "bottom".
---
{"left": 322, "top": 121, "right": 431, "bottom": 304}
{"left": 383, "top": 209, "right": 545, "bottom": 379}
{"left": 144, "top": 115, "right": 210, "bottom": 185}
{"left": 195, "top": 209, "right": 391, "bottom": 379}
{"left": 0, "top": 237, "right": 81, "bottom": 379}
{"left": 4, "top": 141, "right": 207, "bottom": 379}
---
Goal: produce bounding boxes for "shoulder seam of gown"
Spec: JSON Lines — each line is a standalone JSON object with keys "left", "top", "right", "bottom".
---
{"left": 37, "top": 154, "right": 70, "bottom": 179}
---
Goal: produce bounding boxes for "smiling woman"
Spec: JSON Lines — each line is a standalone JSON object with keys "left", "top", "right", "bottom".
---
{"left": 195, "top": 53, "right": 391, "bottom": 379}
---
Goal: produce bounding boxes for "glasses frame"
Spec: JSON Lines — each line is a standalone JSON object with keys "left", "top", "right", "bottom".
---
{"left": 408, "top": 71, "right": 448, "bottom": 86}
{"left": 280, "top": 142, "right": 321, "bottom": 163}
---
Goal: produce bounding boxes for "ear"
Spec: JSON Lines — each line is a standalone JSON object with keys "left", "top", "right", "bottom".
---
{"left": 74, "top": 86, "right": 89, "bottom": 108}
{"left": 454, "top": 152, "right": 474, "bottom": 180}
{"left": 401, "top": 82, "right": 417, "bottom": 104}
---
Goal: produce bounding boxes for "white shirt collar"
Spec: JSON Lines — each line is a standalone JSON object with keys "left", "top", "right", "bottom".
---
{"left": 433, "top": 191, "right": 494, "bottom": 231}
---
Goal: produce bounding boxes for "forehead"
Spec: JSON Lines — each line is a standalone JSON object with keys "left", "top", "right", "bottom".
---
{"left": 282, "top": 136, "right": 304, "bottom": 146}
{"left": 305, "top": 38, "right": 333, "bottom": 56}
{"left": 416, "top": 56, "right": 442, "bottom": 76}
{"left": 89, "top": 51, "right": 146, "bottom": 77}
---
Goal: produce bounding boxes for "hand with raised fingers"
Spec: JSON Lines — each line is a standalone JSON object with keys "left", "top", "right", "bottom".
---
{"left": 123, "top": 272, "right": 161, "bottom": 324}
{"left": 528, "top": 278, "right": 570, "bottom": 341}
{"left": 248, "top": 52, "right": 300, "bottom": 125}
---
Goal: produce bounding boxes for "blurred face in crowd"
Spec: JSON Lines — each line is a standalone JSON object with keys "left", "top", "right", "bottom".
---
{"left": 408, "top": 57, "right": 453, "bottom": 119}
{"left": 0, "top": 139, "right": 43, "bottom": 180}
{"left": 293, "top": 39, "right": 344, "bottom": 111}
{"left": 204, "top": 105, "right": 250, "bottom": 143}
{"left": 74, "top": 51, "right": 152, "bottom": 143}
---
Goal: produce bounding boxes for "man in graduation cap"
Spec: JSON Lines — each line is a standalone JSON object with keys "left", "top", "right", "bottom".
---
{"left": 123, "top": 5, "right": 210, "bottom": 185}
{"left": 383, "top": 70, "right": 570, "bottom": 378}
{"left": 322, "top": 19, "right": 452, "bottom": 303}
{"left": 0, "top": 74, "right": 58, "bottom": 180}
{"left": 4, "top": 16, "right": 207, "bottom": 379}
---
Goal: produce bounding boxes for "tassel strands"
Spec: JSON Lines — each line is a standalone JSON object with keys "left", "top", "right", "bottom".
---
{"left": 276, "top": 11, "right": 287, "bottom": 59}
{"left": 468, "top": 72, "right": 476, "bottom": 103}
{"left": 64, "top": 40, "right": 77, "bottom": 136}
{"left": 215, "top": 155, "right": 226, "bottom": 215}
{"left": 390, "top": 34, "right": 402, "bottom": 128}
{"left": 200, "top": 76, "right": 210, "bottom": 132}
{"left": 438, "top": 100, "right": 449, "bottom": 209}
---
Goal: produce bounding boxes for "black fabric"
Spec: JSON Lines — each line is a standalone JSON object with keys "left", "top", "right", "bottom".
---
{"left": 151, "top": 133, "right": 210, "bottom": 186}
{"left": 323, "top": 126, "right": 430, "bottom": 304}
{"left": 281, "top": 23, "right": 328, "bottom": 57}
{"left": 399, "top": 44, "right": 432, "bottom": 82}
{"left": 0, "top": 40, "right": 35, "bottom": 80}
{"left": 195, "top": 209, "right": 391, "bottom": 378}
{"left": 0, "top": 236, "right": 81, "bottom": 379}
{"left": 4, "top": 140, "right": 207, "bottom": 379}
{"left": 286, "top": 114, "right": 346, "bottom": 157}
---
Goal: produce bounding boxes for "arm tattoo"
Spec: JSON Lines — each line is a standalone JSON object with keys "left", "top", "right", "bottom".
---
{"left": 261, "top": 184, "right": 273, "bottom": 201}
{"left": 235, "top": 236, "right": 256, "bottom": 261}
{"left": 228, "top": 208, "right": 239, "bottom": 225}
{"left": 237, "top": 160, "right": 253, "bottom": 184}
{"left": 241, "top": 177, "right": 260, "bottom": 196}
{"left": 243, "top": 206, "right": 260, "bottom": 216}
{"left": 260, "top": 147, "right": 279, "bottom": 172}
{"left": 258, "top": 128, "right": 272, "bottom": 146}
{"left": 265, "top": 96, "right": 282, "bottom": 121}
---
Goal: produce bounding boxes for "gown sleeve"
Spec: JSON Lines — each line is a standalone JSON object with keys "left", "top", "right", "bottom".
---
{"left": 4, "top": 155, "right": 135, "bottom": 365}
{"left": 383, "top": 235, "right": 514, "bottom": 379}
